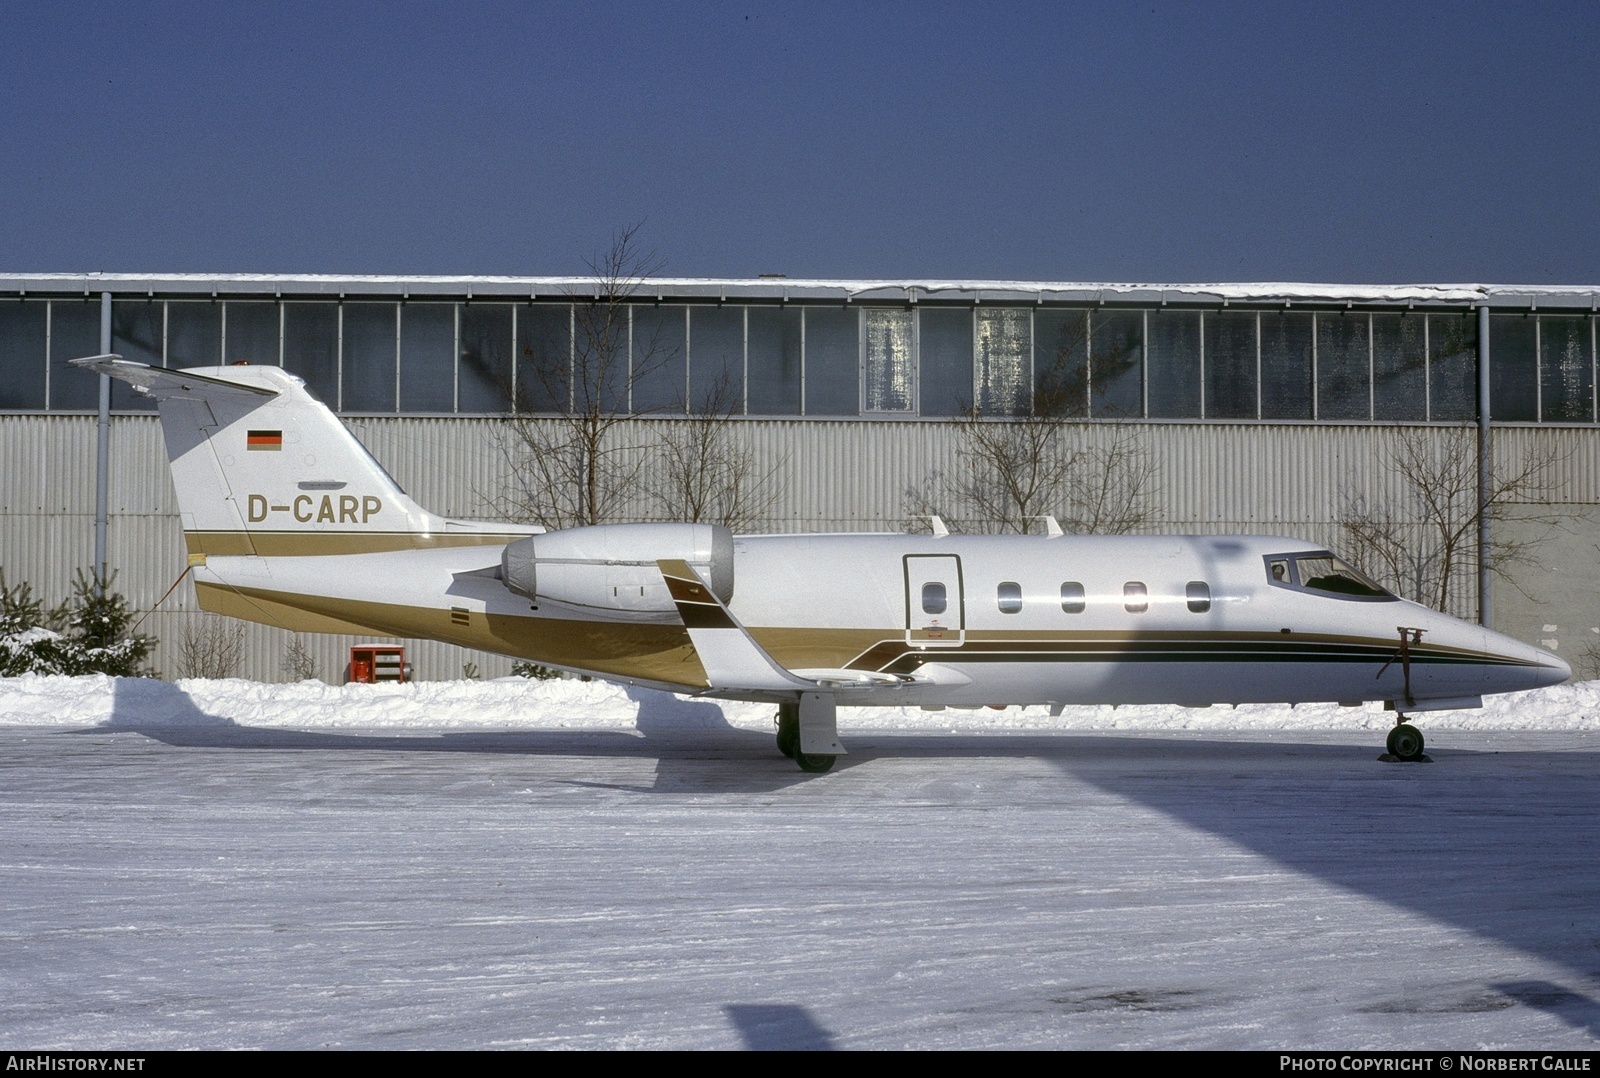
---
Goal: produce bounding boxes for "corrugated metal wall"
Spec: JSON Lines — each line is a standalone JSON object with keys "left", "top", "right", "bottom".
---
{"left": 3, "top": 414, "right": 1596, "bottom": 680}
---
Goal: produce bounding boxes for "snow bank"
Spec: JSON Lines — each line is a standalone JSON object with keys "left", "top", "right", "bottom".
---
{"left": 2, "top": 674, "right": 1597, "bottom": 732}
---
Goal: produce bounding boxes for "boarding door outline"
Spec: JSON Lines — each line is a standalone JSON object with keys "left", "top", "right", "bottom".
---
{"left": 904, "top": 554, "right": 965, "bottom": 647}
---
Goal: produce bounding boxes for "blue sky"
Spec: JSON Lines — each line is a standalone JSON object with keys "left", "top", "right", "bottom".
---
{"left": 2, "top": 1, "right": 1595, "bottom": 282}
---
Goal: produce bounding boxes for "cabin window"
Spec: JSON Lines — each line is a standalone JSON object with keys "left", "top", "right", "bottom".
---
{"left": 1123, "top": 582, "right": 1148, "bottom": 613}
{"left": 1186, "top": 580, "right": 1211, "bottom": 613}
{"left": 921, "top": 581, "right": 947, "bottom": 615}
{"left": 1060, "top": 582, "right": 1086, "bottom": 614}
{"left": 997, "top": 582, "right": 1023, "bottom": 614}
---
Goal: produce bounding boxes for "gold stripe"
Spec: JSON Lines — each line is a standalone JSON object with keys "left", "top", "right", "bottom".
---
{"left": 184, "top": 530, "right": 529, "bottom": 557}
{"left": 197, "top": 582, "right": 711, "bottom": 688}
{"left": 745, "top": 626, "right": 1523, "bottom": 671}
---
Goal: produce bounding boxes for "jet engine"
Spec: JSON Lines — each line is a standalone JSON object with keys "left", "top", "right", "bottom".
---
{"left": 500, "top": 522, "right": 734, "bottom": 616}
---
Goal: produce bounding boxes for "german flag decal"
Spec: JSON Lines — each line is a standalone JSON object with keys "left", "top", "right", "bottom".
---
{"left": 246, "top": 430, "right": 283, "bottom": 451}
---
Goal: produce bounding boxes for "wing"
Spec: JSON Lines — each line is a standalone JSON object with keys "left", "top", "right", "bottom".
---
{"left": 657, "top": 558, "right": 964, "bottom": 695}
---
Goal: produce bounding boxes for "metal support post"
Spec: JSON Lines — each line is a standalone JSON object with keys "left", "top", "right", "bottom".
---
{"left": 1476, "top": 303, "right": 1492, "bottom": 629}
{"left": 95, "top": 292, "right": 112, "bottom": 593}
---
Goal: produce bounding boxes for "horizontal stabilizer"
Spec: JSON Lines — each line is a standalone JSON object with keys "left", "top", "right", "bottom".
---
{"left": 69, "top": 355, "right": 279, "bottom": 402}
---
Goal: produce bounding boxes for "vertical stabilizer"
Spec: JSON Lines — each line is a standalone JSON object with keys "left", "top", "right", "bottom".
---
{"left": 71, "top": 356, "right": 486, "bottom": 556}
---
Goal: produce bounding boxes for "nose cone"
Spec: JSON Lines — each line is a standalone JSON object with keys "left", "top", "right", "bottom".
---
{"left": 1533, "top": 646, "right": 1573, "bottom": 688}
{"left": 1482, "top": 627, "right": 1571, "bottom": 692}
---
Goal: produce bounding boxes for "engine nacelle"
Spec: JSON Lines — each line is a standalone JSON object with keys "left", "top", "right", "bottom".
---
{"left": 500, "top": 522, "right": 734, "bottom": 615}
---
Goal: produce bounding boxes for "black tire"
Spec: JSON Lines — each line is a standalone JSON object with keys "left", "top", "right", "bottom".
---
{"left": 775, "top": 703, "right": 799, "bottom": 759}
{"left": 794, "top": 751, "right": 836, "bottom": 774}
{"left": 1387, "top": 723, "right": 1425, "bottom": 760}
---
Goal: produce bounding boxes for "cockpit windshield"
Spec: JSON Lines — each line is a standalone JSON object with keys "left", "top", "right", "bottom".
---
{"left": 1266, "top": 552, "right": 1394, "bottom": 601}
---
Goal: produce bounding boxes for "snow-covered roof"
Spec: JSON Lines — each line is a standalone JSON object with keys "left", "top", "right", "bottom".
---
{"left": 2, "top": 272, "right": 1598, "bottom": 310}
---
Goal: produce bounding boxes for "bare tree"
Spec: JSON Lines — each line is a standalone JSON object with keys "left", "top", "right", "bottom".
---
{"left": 282, "top": 634, "right": 317, "bottom": 681}
{"left": 178, "top": 615, "right": 246, "bottom": 679}
{"left": 1341, "top": 425, "right": 1560, "bottom": 615}
{"left": 498, "top": 224, "right": 672, "bottom": 528}
{"left": 652, "top": 371, "right": 776, "bottom": 531}
{"left": 943, "top": 335, "right": 1159, "bottom": 534}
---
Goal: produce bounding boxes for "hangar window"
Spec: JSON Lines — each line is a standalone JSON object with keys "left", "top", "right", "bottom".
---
{"left": 747, "top": 307, "right": 802, "bottom": 415}
{"left": 1186, "top": 581, "right": 1211, "bottom": 613}
{"left": 1541, "top": 316, "right": 1594, "bottom": 422}
{"left": 1123, "top": 582, "right": 1148, "bottom": 613}
{"left": 1490, "top": 316, "right": 1538, "bottom": 422}
{"left": 1372, "top": 313, "right": 1427, "bottom": 421}
{"left": 48, "top": 300, "right": 104, "bottom": 410}
{"left": 1060, "top": 582, "right": 1086, "bottom": 614}
{"left": 0, "top": 301, "right": 46, "bottom": 410}
{"left": 922, "top": 582, "right": 948, "bottom": 615}
{"left": 1260, "top": 312, "right": 1313, "bottom": 420}
{"left": 805, "top": 307, "right": 859, "bottom": 415}
{"left": 1317, "top": 312, "right": 1370, "bottom": 420}
{"left": 997, "top": 581, "right": 1023, "bottom": 614}
{"left": 864, "top": 309, "right": 915, "bottom": 412}
{"left": 1428, "top": 312, "right": 1477, "bottom": 421}
{"left": 976, "top": 308, "right": 1030, "bottom": 416}
{"left": 1205, "top": 310, "right": 1258, "bottom": 419}
{"left": 919, "top": 307, "right": 973, "bottom": 417}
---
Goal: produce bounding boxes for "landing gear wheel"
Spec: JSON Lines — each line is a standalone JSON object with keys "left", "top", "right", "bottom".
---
{"left": 1387, "top": 722, "right": 1425, "bottom": 761}
{"left": 793, "top": 751, "right": 836, "bottom": 774}
{"left": 775, "top": 703, "right": 799, "bottom": 759}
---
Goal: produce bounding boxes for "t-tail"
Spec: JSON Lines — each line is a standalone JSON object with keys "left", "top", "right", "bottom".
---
{"left": 70, "top": 355, "right": 532, "bottom": 558}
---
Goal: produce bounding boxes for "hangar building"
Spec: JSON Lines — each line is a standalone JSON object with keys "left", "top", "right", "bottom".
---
{"left": 1, "top": 273, "right": 1596, "bottom": 682}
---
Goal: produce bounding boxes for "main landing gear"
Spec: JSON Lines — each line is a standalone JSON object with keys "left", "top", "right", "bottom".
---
{"left": 776, "top": 702, "right": 799, "bottom": 758}
{"left": 775, "top": 700, "right": 838, "bottom": 774}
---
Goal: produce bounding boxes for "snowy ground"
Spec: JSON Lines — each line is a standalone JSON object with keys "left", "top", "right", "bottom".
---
{"left": 2, "top": 677, "right": 1599, "bottom": 1049}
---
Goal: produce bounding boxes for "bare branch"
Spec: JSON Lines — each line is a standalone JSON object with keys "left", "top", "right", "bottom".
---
{"left": 1340, "top": 425, "right": 1565, "bottom": 616}
{"left": 950, "top": 336, "right": 1160, "bottom": 535}
{"left": 497, "top": 224, "right": 674, "bottom": 528}
{"left": 652, "top": 370, "right": 777, "bottom": 532}
{"left": 178, "top": 614, "right": 245, "bottom": 680}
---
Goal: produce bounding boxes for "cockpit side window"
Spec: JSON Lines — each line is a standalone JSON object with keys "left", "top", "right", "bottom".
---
{"left": 1296, "top": 556, "right": 1390, "bottom": 597}
{"left": 1264, "top": 552, "right": 1395, "bottom": 601}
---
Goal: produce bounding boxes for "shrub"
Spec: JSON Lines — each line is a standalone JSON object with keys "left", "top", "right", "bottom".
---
{"left": 0, "top": 569, "right": 156, "bottom": 677}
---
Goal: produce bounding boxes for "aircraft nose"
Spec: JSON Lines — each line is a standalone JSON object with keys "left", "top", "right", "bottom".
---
{"left": 1535, "top": 647, "right": 1573, "bottom": 688}
{"left": 1483, "top": 627, "right": 1571, "bottom": 690}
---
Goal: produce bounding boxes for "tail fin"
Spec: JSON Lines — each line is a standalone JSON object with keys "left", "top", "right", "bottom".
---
{"left": 73, "top": 355, "right": 522, "bottom": 557}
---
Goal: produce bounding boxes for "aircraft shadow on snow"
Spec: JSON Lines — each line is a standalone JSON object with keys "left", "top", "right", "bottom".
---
{"left": 1020, "top": 730, "right": 1600, "bottom": 1034}
{"left": 92, "top": 678, "right": 1600, "bottom": 1032}
{"left": 92, "top": 678, "right": 822, "bottom": 793}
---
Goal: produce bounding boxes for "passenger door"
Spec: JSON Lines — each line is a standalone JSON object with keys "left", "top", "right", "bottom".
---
{"left": 904, "top": 554, "right": 965, "bottom": 647}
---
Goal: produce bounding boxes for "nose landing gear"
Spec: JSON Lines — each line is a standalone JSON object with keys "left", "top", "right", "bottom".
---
{"left": 1385, "top": 719, "right": 1428, "bottom": 762}
{"left": 1379, "top": 626, "right": 1431, "bottom": 762}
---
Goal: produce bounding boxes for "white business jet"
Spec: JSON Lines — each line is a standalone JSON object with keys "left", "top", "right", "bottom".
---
{"left": 73, "top": 355, "right": 1569, "bottom": 772}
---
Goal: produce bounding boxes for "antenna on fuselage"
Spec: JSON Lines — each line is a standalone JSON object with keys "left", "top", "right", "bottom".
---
{"left": 1032, "top": 515, "right": 1064, "bottom": 537}
{"left": 928, "top": 515, "right": 950, "bottom": 538}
